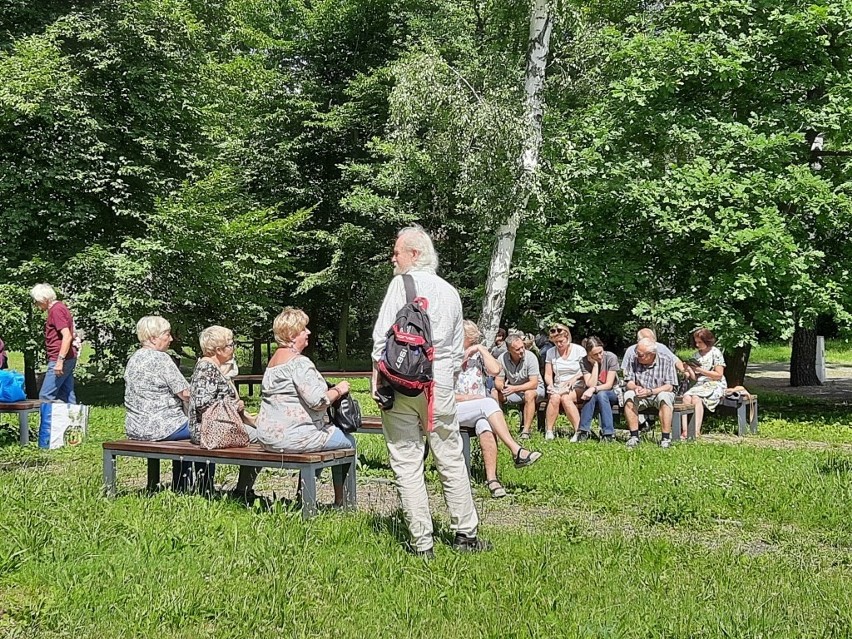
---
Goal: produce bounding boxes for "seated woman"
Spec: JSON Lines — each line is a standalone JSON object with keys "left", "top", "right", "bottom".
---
{"left": 543, "top": 324, "right": 587, "bottom": 440}
{"left": 189, "top": 325, "right": 258, "bottom": 498}
{"left": 576, "top": 337, "right": 620, "bottom": 443}
{"left": 124, "top": 315, "right": 199, "bottom": 490}
{"left": 256, "top": 307, "right": 354, "bottom": 507}
{"left": 682, "top": 327, "right": 727, "bottom": 437}
{"left": 456, "top": 321, "right": 542, "bottom": 498}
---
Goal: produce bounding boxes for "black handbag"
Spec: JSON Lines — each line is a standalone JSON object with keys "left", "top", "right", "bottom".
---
{"left": 327, "top": 384, "right": 362, "bottom": 433}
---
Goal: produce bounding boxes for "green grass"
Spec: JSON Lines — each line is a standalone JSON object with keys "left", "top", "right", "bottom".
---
{"left": 3, "top": 381, "right": 852, "bottom": 637}
{"left": 749, "top": 338, "right": 852, "bottom": 365}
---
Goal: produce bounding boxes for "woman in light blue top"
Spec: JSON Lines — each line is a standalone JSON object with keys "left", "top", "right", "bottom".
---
{"left": 256, "top": 307, "right": 355, "bottom": 506}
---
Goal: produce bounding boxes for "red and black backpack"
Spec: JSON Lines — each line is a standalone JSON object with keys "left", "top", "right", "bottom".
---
{"left": 378, "top": 274, "right": 436, "bottom": 429}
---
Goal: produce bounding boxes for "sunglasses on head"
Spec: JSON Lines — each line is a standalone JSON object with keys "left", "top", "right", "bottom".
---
{"left": 549, "top": 325, "right": 568, "bottom": 336}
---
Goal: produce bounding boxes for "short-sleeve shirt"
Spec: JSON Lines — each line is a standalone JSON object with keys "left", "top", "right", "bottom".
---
{"left": 581, "top": 351, "right": 619, "bottom": 385}
{"left": 498, "top": 350, "right": 541, "bottom": 386}
{"left": 256, "top": 356, "right": 337, "bottom": 453}
{"left": 545, "top": 344, "right": 587, "bottom": 384}
{"left": 45, "top": 301, "right": 76, "bottom": 362}
{"left": 691, "top": 346, "right": 726, "bottom": 385}
{"left": 624, "top": 351, "right": 678, "bottom": 389}
{"left": 456, "top": 352, "right": 487, "bottom": 397}
{"left": 124, "top": 348, "right": 190, "bottom": 441}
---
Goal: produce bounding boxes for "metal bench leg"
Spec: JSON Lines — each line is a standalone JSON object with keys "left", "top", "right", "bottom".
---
{"left": 344, "top": 459, "right": 357, "bottom": 510}
{"left": 18, "top": 410, "right": 29, "bottom": 446}
{"left": 103, "top": 449, "right": 117, "bottom": 497}
{"left": 750, "top": 399, "right": 758, "bottom": 434}
{"left": 146, "top": 458, "right": 161, "bottom": 492}
{"left": 460, "top": 431, "right": 471, "bottom": 471}
{"left": 300, "top": 466, "right": 318, "bottom": 519}
{"left": 737, "top": 402, "right": 747, "bottom": 437}
{"left": 686, "top": 410, "right": 696, "bottom": 440}
{"left": 671, "top": 410, "right": 682, "bottom": 442}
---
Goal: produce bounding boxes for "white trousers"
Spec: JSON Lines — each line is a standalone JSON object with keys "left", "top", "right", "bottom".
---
{"left": 381, "top": 384, "right": 479, "bottom": 551}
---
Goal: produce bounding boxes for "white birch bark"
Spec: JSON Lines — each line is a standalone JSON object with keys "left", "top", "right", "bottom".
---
{"left": 479, "top": 0, "right": 553, "bottom": 346}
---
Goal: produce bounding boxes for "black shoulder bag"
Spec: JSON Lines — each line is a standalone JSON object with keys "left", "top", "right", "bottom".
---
{"left": 327, "top": 382, "right": 362, "bottom": 434}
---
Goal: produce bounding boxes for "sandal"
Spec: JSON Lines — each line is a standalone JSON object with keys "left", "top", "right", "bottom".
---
{"left": 519, "top": 431, "right": 531, "bottom": 440}
{"left": 485, "top": 479, "right": 507, "bottom": 498}
{"left": 514, "top": 447, "right": 542, "bottom": 469}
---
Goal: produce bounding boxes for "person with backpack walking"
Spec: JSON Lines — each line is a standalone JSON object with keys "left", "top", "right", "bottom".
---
{"left": 371, "top": 225, "right": 489, "bottom": 558}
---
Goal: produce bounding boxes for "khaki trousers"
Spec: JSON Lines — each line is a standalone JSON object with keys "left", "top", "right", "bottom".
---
{"left": 381, "top": 384, "right": 479, "bottom": 551}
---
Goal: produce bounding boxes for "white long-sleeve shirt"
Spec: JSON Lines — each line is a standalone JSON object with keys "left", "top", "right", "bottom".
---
{"left": 372, "top": 269, "right": 464, "bottom": 388}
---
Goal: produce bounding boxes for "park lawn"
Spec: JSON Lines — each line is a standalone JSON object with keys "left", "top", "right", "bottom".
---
{"left": 1, "top": 384, "right": 852, "bottom": 637}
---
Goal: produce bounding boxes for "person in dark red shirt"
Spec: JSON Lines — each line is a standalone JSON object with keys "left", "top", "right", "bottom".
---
{"left": 30, "top": 284, "right": 77, "bottom": 403}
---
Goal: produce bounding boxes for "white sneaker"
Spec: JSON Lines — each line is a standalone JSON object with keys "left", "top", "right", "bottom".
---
{"left": 626, "top": 436, "right": 640, "bottom": 448}
{"left": 545, "top": 431, "right": 555, "bottom": 441}
{"left": 569, "top": 432, "right": 579, "bottom": 443}
{"left": 659, "top": 438, "right": 671, "bottom": 449}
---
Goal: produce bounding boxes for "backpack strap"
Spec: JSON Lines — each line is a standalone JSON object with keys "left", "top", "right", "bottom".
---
{"left": 402, "top": 274, "right": 416, "bottom": 304}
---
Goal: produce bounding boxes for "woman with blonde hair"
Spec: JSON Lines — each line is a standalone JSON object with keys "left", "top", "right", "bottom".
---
{"left": 124, "top": 315, "right": 196, "bottom": 489}
{"left": 456, "top": 320, "right": 542, "bottom": 497}
{"left": 543, "top": 324, "right": 587, "bottom": 440}
{"left": 256, "top": 307, "right": 355, "bottom": 507}
{"left": 189, "top": 325, "right": 258, "bottom": 498}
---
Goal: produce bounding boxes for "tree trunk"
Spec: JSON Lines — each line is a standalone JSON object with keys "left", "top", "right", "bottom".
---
{"left": 252, "top": 336, "right": 262, "bottom": 374}
{"left": 24, "top": 349, "right": 38, "bottom": 399}
{"left": 790, "top": 326, "right": 822, "bottom": 386}
{"left": 337, "top": 284, "right": 351, "bottom": 370}
{"left": 723, "top": 344, "right": 751, "bottom": 388}
{"left": 479, "top": 0, "right": 552, "bottom": 346}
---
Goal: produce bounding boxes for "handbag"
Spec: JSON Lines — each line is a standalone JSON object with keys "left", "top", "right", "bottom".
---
{"left": 327, "top": 384, "right": 362, "bottom": 434}
{"left": 200, "top": 398, "right": 250, "bottom": 449}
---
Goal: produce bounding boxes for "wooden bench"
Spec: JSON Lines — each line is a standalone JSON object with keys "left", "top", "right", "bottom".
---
{"left": 358, "top": 415, "right": 479, "bottom": 468}
{"left": 0, "top": 400, "right": 43, "bottom": 446}
{"left": 234, "top": 371, "right": 372, "bottom": 396}
{"left": 515, "top": 397, "right": 696, "bottom": 441}
{"left": 718, "top": 394, "right": 758, "bottom": 436}
{"left": 102, "top": 440, "right": 356, "bottom": 519}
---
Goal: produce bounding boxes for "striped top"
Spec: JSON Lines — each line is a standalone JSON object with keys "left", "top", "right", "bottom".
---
{"left": 624, "top": 351, "right": 678, "bottom": 390}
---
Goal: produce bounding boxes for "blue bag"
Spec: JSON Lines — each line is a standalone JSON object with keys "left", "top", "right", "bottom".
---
{"left": 0, "top": 370, "right": 25, "bottom": 402}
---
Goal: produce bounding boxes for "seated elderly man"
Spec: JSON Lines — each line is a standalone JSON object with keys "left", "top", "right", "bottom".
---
{"left": 622, "top": 327, "right": 683, "bottom": 372}
{"left": 494, "top": 333, "right": 545, "bottom": 439}
{"left": 623, "top": 338, "right": 679, "bottom": 449}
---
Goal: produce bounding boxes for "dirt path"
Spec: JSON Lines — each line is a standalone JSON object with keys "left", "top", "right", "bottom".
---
{"left": 746, "top": 362, "right": 852, "bottom": 404}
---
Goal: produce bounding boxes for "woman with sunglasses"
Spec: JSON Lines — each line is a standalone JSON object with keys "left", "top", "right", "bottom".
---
{"left": 189, "top": 325, "right": 258, "bottom": 498}
{"left": 543, "top": 324, "right": 587, "bottom": 440}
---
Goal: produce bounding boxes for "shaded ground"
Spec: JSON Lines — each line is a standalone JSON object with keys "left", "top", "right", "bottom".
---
{"left": 746, "top": 362, "right": 852, "bottom": 404}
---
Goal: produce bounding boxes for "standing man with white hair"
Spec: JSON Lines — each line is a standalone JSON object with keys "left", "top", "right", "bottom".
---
{"left": 30, "top": 283, "right": 78, "bottom": 403}
{"left": 372, "top": 225, "right": 489, "bottom": 558}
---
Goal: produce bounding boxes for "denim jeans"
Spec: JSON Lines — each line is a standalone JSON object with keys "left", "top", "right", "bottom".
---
{"left": 578, "top": 390, "right": 618, "bottom": 435}
{"left": 162, "top": 421, "right": 215, "bottom": 491}
{"left": 39, "top": 357, "right": 77, "bottom": 403}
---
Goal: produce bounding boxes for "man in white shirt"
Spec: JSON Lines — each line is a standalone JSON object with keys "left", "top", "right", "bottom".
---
{"left": 371, "top": 226, "right": 489, "bottom": 558}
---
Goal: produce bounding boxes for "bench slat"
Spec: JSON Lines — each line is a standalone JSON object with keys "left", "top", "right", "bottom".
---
{"left": 102, "top": 440, "right": 353, "bottom": 464}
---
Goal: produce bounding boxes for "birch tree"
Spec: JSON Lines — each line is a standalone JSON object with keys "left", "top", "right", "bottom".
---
{"left": 478, "top": 0, "right": 553, "bottom": 346}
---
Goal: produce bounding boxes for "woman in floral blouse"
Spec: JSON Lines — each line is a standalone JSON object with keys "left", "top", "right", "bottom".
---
{"left": 124, "top": 315, "right": 195, "bottom": 489}
{"left": 189, "top": 325, "right": 258, "bottom": 498}
{"left": 256, "top": 307, "right": 354, "bottom": 507}
{"left": 455, "top": 321, "right": 541, "bottom": 498}
{"left": 682, "top": 327, "right": 727, "bottom": 437}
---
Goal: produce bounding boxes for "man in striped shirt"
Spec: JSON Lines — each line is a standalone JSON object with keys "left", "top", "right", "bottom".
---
{"left": 623, "top": 338, "right": 678, "bottom": 449}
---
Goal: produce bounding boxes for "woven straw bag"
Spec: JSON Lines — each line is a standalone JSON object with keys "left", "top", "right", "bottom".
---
{"left": 200, "top": 398, "right": 250, "bottom": 449}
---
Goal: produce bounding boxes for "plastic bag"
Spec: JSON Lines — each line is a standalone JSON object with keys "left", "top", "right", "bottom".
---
{"left": 0, "top": 370, "right": 26, "bottom": 402}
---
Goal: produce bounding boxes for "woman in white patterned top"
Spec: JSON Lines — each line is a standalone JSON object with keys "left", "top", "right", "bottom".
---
{"left": 124, "top": 315, "right": 194, "bottom": 489}
{"left": 256, "top": 307, "right": 355, "bottom": 507}
{"left": 682, "top": 327, "right": 727, "bottom": 437}
{"left": 543, "top": 324, "right": 587, "bottom": 440}
{"left": 455, "top": 321, "right": 542, "bottom": 498}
